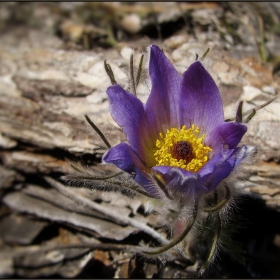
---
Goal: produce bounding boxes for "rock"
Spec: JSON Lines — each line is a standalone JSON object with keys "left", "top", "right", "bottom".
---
{"left": 121, "top": 14, "right": 142, "bottom": 34}
{"left": 0, "top": 133, "right": 17, "bottom": 149}
{"left": 241, "top": 86, "right": 263, "bottom": 101}
{"left": 60, "top": 20, "right": 84, "bottom": 43}
{"left": 240, "top": 57, "right": 274, "bottom": 87}
{"left": 164, "top": 35, "right": 189, "bottom": 50}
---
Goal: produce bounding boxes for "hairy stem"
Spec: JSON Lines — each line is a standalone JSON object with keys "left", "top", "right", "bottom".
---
{"left": 199, "top": 212, "right": 221, "bottom": 275}
{"left": 204, "top": 184, "right": 231, "bottom": 213}
{"left": 63, "top": 173, "right": 157, "bottom": 199}
{"left": 151, "top": 172, "right": 174, "bottom": 200}
{"left": 70, "top": 163, "right": 86, "bottom": 174}
{"left": 143, "top": 198, "right": 199, "bottom": 255}
{"left": 71, "top": 171, "right": 124, "bottom": 180}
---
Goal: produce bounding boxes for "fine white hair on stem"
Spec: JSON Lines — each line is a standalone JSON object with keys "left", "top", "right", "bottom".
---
{"left": 63, "top": 160, "right": 158, "bottom": 199}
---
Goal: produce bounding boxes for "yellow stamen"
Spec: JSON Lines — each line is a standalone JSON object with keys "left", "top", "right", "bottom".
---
{"left": 154, "top": 125, "right": 212, "bottom": 172}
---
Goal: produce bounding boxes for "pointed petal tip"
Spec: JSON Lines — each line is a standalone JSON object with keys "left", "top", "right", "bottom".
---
{"left": 150, "top": 44, "right": 160, "bottom": 51}
{"left": 147, "top": 44, "right": 182, "bottom": 129}
{"left": 106, "top": 84, "right": 122, "bottom": 96}
{"left": 180, "top": 57, "right": 224, "bottom": 133}
{"left": 187, "top": 60, "right": 207, "bottom": 74}
{"left": 150, "top": 44, "right": 164, "bottom": 58}
{"left": 207, "top": 122, "right": 247, "bottom": 151}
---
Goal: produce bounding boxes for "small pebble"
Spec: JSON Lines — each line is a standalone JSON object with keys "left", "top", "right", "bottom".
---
{"left": 121, "top": 13, "right": 141, "bottom": 34}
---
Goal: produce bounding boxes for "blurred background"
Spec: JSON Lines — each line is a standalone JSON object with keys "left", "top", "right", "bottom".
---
{"left": 0, "top": 2, "right": 279, "bottom": 60}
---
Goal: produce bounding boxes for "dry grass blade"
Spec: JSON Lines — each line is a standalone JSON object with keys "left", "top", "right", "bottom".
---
{"left": 225, "top": 96, "right": 277, "bottom": 122}
{"left": 84, "top": 114, "right": 111, "bottom": 149}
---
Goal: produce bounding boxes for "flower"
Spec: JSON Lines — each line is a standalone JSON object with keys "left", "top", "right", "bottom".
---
{"left": 103, "top": 45, "right": 247, "bottom": 198}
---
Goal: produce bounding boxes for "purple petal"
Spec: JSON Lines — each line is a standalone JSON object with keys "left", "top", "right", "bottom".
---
{"left": 232, "top": 145, "right": 248, "bottom": 168}
{"left": 107, "top": 84, "right": 157, "bottom": 166}
{"left": 180, "top": 61, "right": 224, "bottom": 134}
{"left": 198, "top": 149, "right": 236, "bottom": 192}
{"left": 146, "top": 45, "right": 182, "bottom": 130}
{"left": 199, "top": 146, "right": 249, "bottom": 192}
{"left": 103, "top": 142, "right": 160, "bottom": 196}
{"left": 153, "top": 146, "right": 247, "bottom": 195}
{"left": 152, "top": 166, "right": 208, "bottom": 196}
{"left": 206, "top": 122, "right": 247, "bottom": 152}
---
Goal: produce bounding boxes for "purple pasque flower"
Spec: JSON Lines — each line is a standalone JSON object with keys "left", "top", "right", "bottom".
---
{"left": 103, "top": 45, "right": 247, "bottom": 198}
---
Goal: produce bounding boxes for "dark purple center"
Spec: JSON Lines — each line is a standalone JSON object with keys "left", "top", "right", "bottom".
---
{"left": 171, "top": 141, "right": 194, "bottom": 163}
